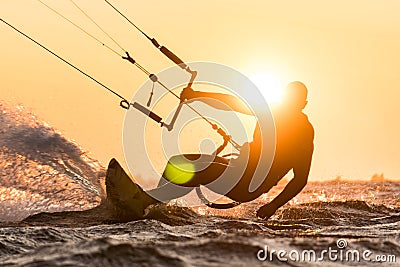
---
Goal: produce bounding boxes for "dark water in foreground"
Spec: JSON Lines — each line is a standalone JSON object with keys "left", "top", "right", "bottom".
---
{"left": 0, "top": 103, "right": 399, "bottom": 266}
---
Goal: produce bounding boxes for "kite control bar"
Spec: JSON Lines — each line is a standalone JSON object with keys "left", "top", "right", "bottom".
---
{"left": 128, "top": 101, "right": 183, "bottom": 132}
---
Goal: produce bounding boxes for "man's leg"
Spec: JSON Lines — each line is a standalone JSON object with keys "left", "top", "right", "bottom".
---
{"left": 145, "top": 154, "right": 230, "bottom": 203}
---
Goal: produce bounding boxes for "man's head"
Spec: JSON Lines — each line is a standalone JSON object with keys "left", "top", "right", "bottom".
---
{"left": 282, "top": 81, "right": 308, "bottom": 111}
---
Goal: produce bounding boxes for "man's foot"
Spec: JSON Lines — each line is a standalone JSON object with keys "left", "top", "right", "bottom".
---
{"left": 256, "top": 203, "right": 277, "bottom": 220}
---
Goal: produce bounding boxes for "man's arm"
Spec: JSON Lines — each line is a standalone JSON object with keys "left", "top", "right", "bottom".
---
{"left": 181, "top": 87, "right": 253, "bottom": 115}
{"left": 269, "top": 156, "right": 311, "bottom": 209}
{"left": 257, "top": 128, "right": 314, "bottom": 219}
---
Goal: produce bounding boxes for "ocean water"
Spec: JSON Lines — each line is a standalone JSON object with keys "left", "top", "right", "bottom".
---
{"left": 0, "top": 102, "right": 399, "bottom": 266}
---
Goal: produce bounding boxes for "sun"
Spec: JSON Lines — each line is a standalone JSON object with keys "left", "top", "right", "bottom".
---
{"left": 248, "top": 72, "right": 284, "bottom": 104}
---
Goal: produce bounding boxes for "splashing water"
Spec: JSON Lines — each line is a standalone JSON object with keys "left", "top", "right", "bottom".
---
{"left": 0, "top": 101, "right": 104, "bottom": 221}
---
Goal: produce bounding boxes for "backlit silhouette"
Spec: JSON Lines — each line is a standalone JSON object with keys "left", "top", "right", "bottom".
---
{"left": 149, "top": 81, "right": 315, "bottom": 220}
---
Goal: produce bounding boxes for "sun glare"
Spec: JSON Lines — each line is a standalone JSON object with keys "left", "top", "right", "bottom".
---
{"left": 249, "top": 73, "right": 284, "bottom": 104}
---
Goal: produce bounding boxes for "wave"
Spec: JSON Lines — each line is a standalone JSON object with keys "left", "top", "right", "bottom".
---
{"left": 2, "top": 210, "right": 399, "bottom": 266}
{"left": 0, "top": 101, "right": 105, "bottom": 221}
{"left": 0, "top": 236, "right": 189, "bottom": 267}
{"left": 276, "top": 200, "right": 399, "bottom": 226}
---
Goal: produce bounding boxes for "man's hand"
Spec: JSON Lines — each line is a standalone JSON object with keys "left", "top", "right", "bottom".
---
{"left": 256, "top": 203, "right": 277, "bottom": 220}
{"left": 180, "top": 87, "right": 196, "bottom": 102}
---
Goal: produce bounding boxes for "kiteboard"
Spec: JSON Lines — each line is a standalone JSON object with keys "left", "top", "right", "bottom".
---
{"left": 106, "top": 158, "right": 158, "bottom": 219}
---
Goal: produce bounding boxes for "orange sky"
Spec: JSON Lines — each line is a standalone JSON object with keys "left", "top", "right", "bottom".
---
{"left": 1, "top": 1, "right": 400, "bottom": 181}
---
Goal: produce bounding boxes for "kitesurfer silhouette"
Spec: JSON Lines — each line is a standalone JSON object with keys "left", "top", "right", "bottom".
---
{"left": 148, "top": 81, "right": 314, "bottom": 220}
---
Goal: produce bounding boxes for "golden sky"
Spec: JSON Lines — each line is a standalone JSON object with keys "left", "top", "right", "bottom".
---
{"left": 1, "top": 1, "right": 400, "bottom": 181}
